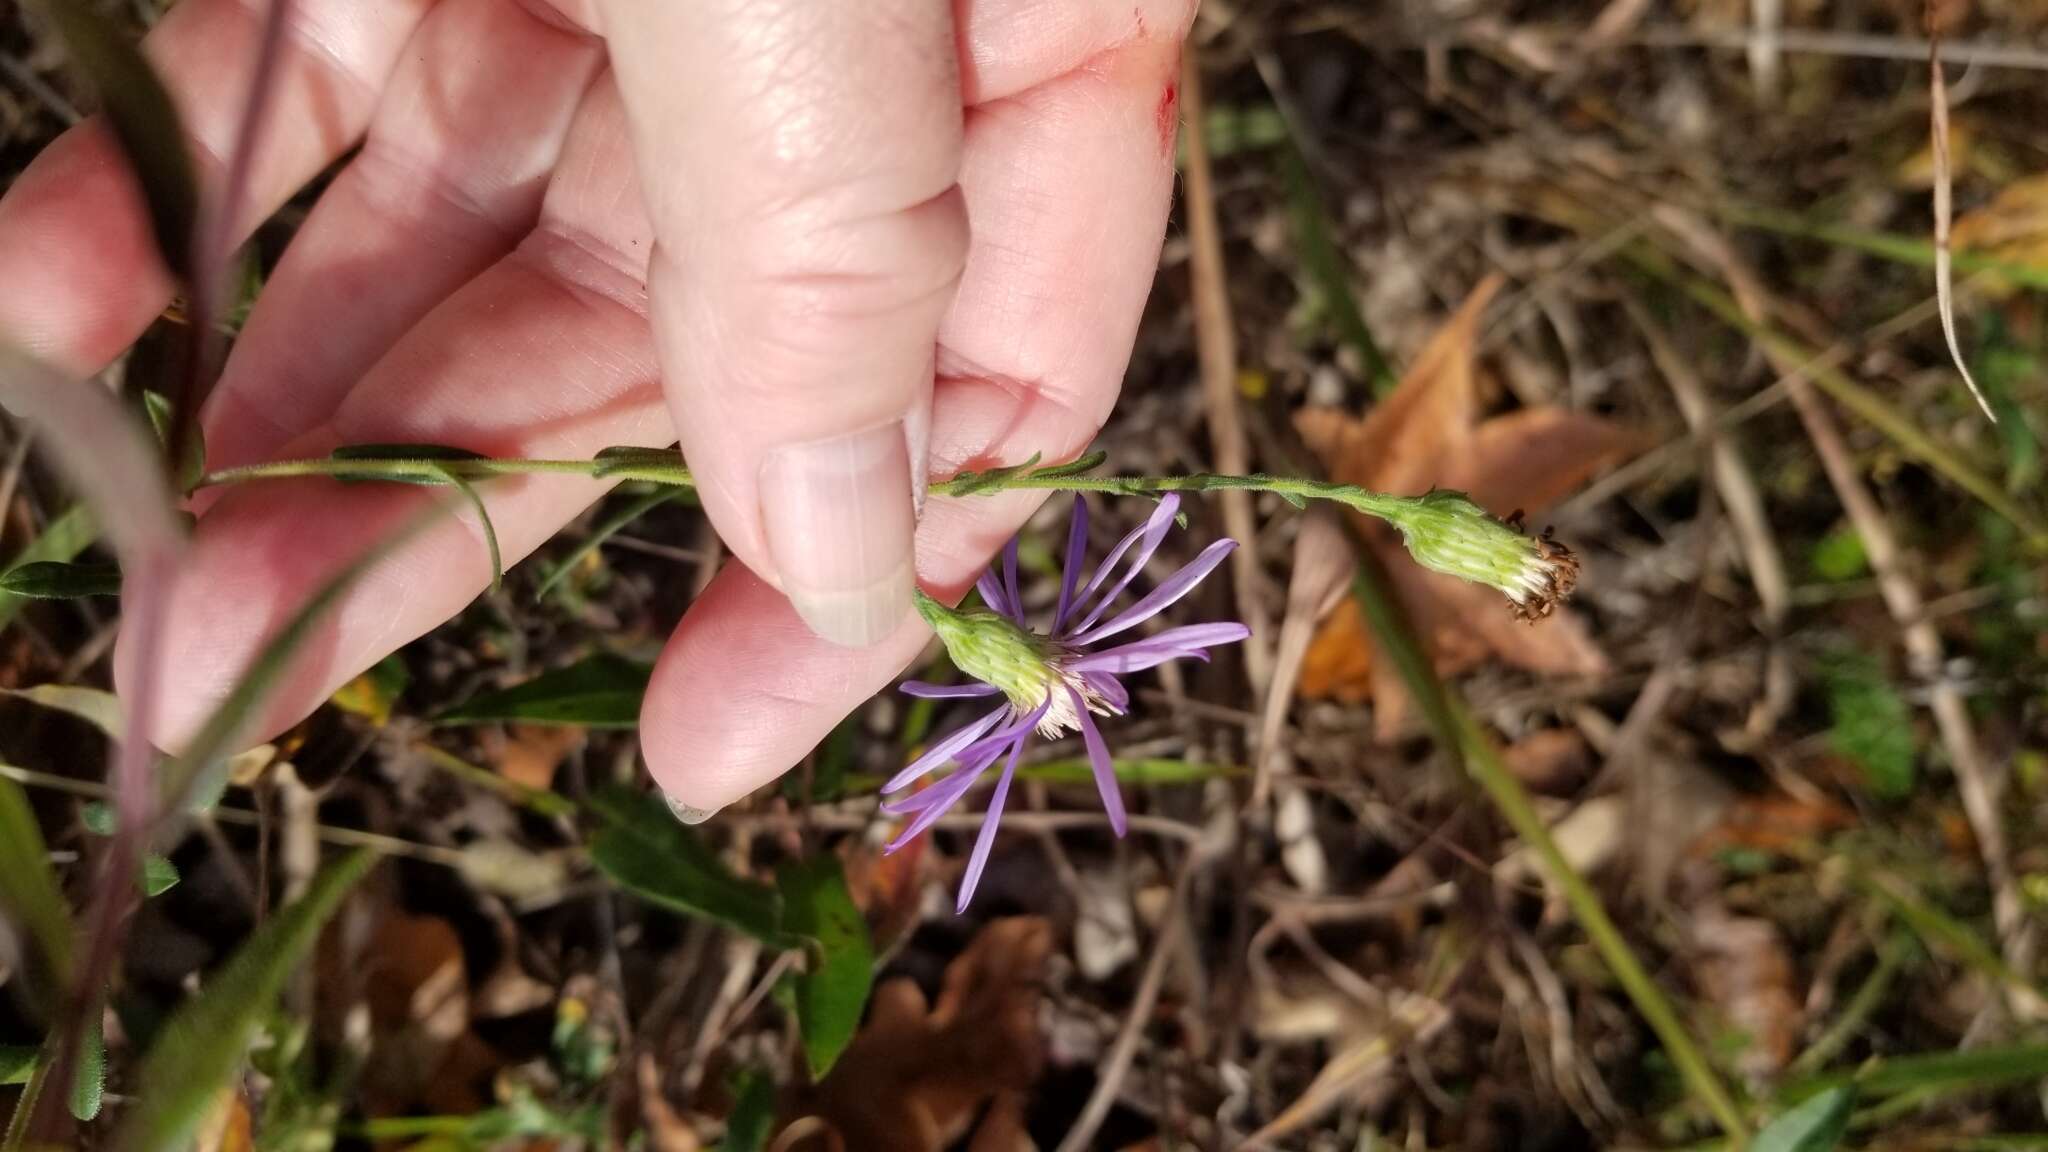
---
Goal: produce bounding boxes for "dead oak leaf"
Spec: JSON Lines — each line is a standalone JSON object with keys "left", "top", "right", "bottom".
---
{"left": 1296, "top": 276, "right": 1645, "bottom": 739}
{"left": 778, "top": 917, "right": 1052, "bottom": 1152}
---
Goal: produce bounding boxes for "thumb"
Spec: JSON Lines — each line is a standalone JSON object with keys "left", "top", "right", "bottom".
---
{"left": 597, "top": 0, "right": 965, "bottom": 646}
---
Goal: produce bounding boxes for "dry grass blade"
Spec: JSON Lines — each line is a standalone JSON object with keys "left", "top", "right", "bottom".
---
{"left": 1928, "top": 31, "right": 1997, "bottom": 421}
{"left": 1241, "top": 992, "right": 1452, "bottom": 1149}
{"left": 1180, "top": 46, "right": 1273, "bottom": 695}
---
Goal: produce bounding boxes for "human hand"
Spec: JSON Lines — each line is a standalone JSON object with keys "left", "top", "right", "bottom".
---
{"left": 0, "top": 0, "right": 1192, "bottom": 813}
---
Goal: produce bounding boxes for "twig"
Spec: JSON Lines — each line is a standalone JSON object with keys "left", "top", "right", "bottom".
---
{"left": 1925, "top": 19, "right": 1996, "bottom": 422}
{"left": 1179, "top": 47, "right": 1274, "bottom": 697}
{"left": 1054, "top": 851, "right": 1198, "bottom": 1152}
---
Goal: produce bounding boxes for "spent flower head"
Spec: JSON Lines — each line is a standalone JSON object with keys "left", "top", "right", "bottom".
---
{"left": 885, "top": 494, "right": 1248, "bottom": 910}
{"left": 1376, "top": 489, "right": 1579, "bottom": 621}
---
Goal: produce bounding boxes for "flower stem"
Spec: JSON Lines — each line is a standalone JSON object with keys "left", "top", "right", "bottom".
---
{"left": 197, "top": 448, "right": 1571, "bottom": 614}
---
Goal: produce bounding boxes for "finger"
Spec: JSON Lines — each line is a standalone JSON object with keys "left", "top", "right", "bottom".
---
{"left": 123, "top": 75, "right": 668, "bottom": 748}
{"left": 0, "top": 0, "right": 430, "bottom": 374}
{"left": 203, "top": 0, "right": 604, "bottom": 471}
{"left": 641, "top": 25, "right": 1189, "bottom": 811}
{"left": 596, "top": 0, "right": 968, "bottom": 648}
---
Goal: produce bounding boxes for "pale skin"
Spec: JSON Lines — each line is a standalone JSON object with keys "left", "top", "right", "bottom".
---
{"left": 0, "top": 0, "right": 1194, "bottom": 814}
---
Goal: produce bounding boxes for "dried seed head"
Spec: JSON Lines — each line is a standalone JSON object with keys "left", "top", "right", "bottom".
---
{"left": 1382, "top": 490, "right": 1580, "bottom": 621}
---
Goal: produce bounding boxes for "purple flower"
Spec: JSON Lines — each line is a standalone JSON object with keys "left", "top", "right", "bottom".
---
{"left": 883, "top": 494, "right": 1249, "bottom": 910}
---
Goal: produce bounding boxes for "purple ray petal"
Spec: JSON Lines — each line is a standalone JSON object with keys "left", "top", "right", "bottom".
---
{"left": 882, "top": 739, "right": 1012, "bottom": 816}
{"left": 899, "top": 680, "right": 1003, "bottom": 700}
{"left": 1066, "top": 623, "right": 1253, "bottom": 674}
{"left": 1075, "top": 687, "right": 1127, "bottom": 837}
{"left": 1072, "top": 538, "right": 1238, "bottom": 646}
{"left": 1082, "top": 670, "right": 1130, "bottom": 713}
{"left": 956, "top": 735, "right": 1026, "bottom": 912}
{"left": 976, "top": 568, "right": 1013, "bottom": 619}
{"left": 885, "top": 756, "right": 994, "bottom": 850}
{"left": 1052, "top": 496, "right": 1089, "bottom": 633}
{"left": 1066, "top": 494, "right": 1180, "bottom": 637}
{"left": 883, "top": 707, "right": 1005, "bottom": 794}
{"left": 1001, "top": 537, "right": 1023, "bottom": 623}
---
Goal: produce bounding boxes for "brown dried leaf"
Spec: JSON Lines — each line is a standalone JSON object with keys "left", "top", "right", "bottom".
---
{"left": 1294, "top": 279, "right": 1641, "bottom": 738}
{"left": 1501, "top": 729, "right": 1592, "bottom": 794}
{"left": 1691, "top": 906, "right": 1801, "bottom": 1084}
{"left": 780, "top": 917, "right": 1052, "bottom": 1152}
{"left": 496, "top": 723, "right": 582, "bottom": 792}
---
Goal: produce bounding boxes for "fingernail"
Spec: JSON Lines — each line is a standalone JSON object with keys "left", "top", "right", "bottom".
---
{"left": 667, "top": 794, "right": 719, "bottom": 825}
{"left": 905, "top": 371, "right": 933, "bottom": 521}
{"left": 759, "top": 421, "right": 917, "bottom": 647}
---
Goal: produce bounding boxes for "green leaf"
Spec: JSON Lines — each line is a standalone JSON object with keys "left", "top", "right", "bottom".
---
{"left": 141, "top": 854, "right": 180, "bottom": 897}
{"left": 113, "top": 850, "right": 377, "bottom": 1152}
{"left": 778, "top": 857, "right": 872, "bottom": 1078}
{"left": 585, "top": 787, "right": 785, "bottom": 943}
{"left": 0, "top": 1045, "right": 35, "bottom": 1086}
{"left": 434, "top": 465, "right": 501, "bottom": 591}
{"left": 1809, "top": 525, "right": 1869, "bottom": 583}
{"left": 1280, "top": 145, "right": 1397, "bottom": 392}
{"left": 70, "top": 1013, "right": 104, "bottom": 1122}
{"left": 0, "top": 504, "right": 99, "bottom": 633}
{"left": 720, "top": 1067, "right": 776, "bottom": 1152}
{"left": 3, "top": 683, "right": 124, "bottom": 739}
{"left": 329, "top": 442, "right": 487, "bottom": 463}
{"left": 535, "top": 487, "right": 686, "bottom": 603}
{"left": 1019, "top": 757, "right": 1241, "bottom": 787}
{"left": 1793, "top": 1041, "right": 2048, "bottom": 1100}
{"left": 42, "top": 0, "right": 197, "bottom": 279}
{"left": 80, "top": 801, "right": 114, "bottom": 836}
{"left": 0, "top": 774, "right": 74, "bottom": 1009}
{"left": 0, "top": 560, "right": 121, "bottom": 599}
{"left": 591, "top": 445, "right": 691, "bottom": 484}
{"left": 1754, "top": 1086, "right": 1853, "bottom": 1152}
{"left": 434, "top": 654, "right": 651, "bottom": 728}
{"left": 1821, "top": 651, "right": 1916, "bottom": 799}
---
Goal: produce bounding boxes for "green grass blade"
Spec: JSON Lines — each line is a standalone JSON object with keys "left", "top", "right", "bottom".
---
{"left": 1753, "top": 1086, "right": 1852, "bottom": 1152}
{"left": 155, "top": 503, "right": 448, "bottom": 813}
{"left": 113, "top": 850, "right": 377, "bottom": 1152}
{"left": 535, "top": 487, "right": 685, "bottom": 603}
{"left": 0, "top": 775, "right": 74, "bottom": 1016}
{"left": 41, "top": 0, "right": 197, "bottom": 279}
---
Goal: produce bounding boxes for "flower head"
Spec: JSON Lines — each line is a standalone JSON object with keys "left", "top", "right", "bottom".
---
{"left": 1378, "top": 490, "right": 1580, "bottom": 621}
{"left": 885, "top": 494, "right": 1249, "bottom": 910}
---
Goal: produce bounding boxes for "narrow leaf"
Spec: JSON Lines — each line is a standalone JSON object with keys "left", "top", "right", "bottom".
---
{"left": 434, "top": 465, "right": 501, "bottom": 591}
{"left": 535, "top": 487, "right": 685, "bottom": 603}
{"left": 329, "top": 442, "right": 487, "bottom": 463}
{"left": 42, "top": 0, "right": 197, "bottom": 278}
{"left": 0, "top": 1045, "right": 34, "bottom": 1086}
{"left": 156, "top": 502, "right": 451, "bottom": 814}
{"left": 778, "top": 857, "right": 872, "bottom": 1078}
{"left": 3, "top": 684, "right": 125, "bottom": 740}
{"left": 113, "top": 850, "right": 377, "bottom": 1152}
{"left": 433, "top": 655, "right": 651, "bottom": 729}
{"left": 0, "top": 776, "right": 72, "bottom": 1014}
{"left": 141, "top": 855, "right": 179, "bottom": 897}
{"left": 585, "top": 787, "right": 785, "bottom": 943}
{"left": 721, "top": 1067, "right": 776, "bottom": 1152}
{"left": 1754, "top": 1086, "right": 1852, "bottom": 1152}
{"left": 0, "top": 560, "right": 122, "bottom": 599}
{"left": 0, "top": 504, "right": 99, "bottom": 633}
{"left": 1821, "top": 652, "right": 1916, "bottom": 799}
{"left": 68, "top": 1015, "right": 103, "bottom": 1122}
{"left": 591, "top": 445, "right": 690, "bottom": 484}
{"left": 141, "top": 391, "right": 205, "bottom": 493}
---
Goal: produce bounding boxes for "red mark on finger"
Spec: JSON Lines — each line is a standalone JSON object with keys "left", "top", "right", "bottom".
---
{"left": 1154, "top": 80, "right": 1179, "bottom": 155}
